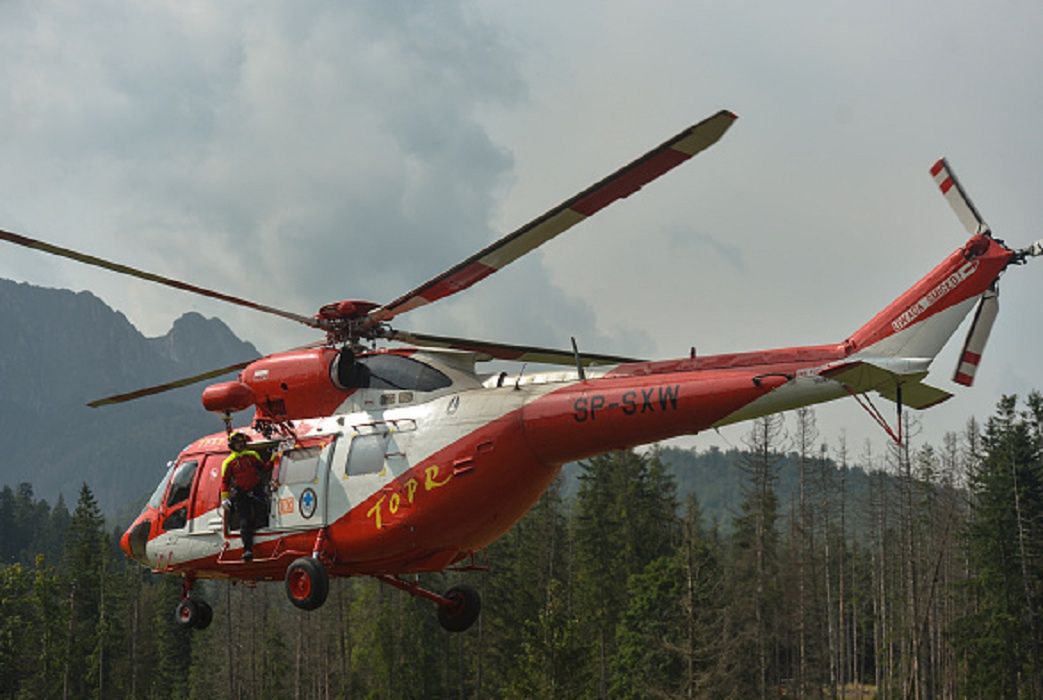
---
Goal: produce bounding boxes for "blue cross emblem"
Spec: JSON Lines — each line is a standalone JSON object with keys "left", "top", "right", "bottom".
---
{"left": 299, "top": 489, "right": 317, "bottom": 518}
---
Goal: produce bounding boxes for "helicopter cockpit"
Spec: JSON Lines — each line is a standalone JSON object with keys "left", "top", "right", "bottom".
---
{"left": 328, "top": 347, "right": 482, "bottom": 412}
{"left": 332, "top": 350, "right": 453, "bottom": 393}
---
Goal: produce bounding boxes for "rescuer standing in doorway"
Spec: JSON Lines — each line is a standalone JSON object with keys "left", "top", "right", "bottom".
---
{"left": 221, "top": 431, "right": 272, "bottom": 561}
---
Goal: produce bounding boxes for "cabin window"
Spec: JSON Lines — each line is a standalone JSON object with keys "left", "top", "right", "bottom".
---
{"left": 165, "top": 460, "right": 199, "bottom": 508}
{"left": 337, "top": 354, "right": 451, "bottom": 392}
{"left": 162, "top": 507, "right": 187, "bottom": 532}
{"left": 346, "top": 434, "right": 386, "bottom": 476}
{"left": 280, "top": 446, "right": 322, "bottom": 485}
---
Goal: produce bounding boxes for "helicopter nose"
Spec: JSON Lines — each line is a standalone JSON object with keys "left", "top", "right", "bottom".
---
{"left": 121, "top": 519, "right": 152, "bottom": 564}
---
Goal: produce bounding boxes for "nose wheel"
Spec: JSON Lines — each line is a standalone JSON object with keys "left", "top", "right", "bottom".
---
{"left": 174, "top": 575, "right": 213, "bottom": 630}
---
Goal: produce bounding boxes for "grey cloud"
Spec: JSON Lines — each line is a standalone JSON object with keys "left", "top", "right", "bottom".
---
{"left": 1, "top": 3, "right": 527, "bottom": 321}
{"left": 667, "top": 226, "right": 746, "bottom": 271}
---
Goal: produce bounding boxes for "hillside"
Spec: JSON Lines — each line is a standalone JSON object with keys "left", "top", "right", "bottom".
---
{"left": 562, "top": 444, "right": 883, "bottom": 535}
{"left": 0, "top": 279, "right": 259, "bottom": 513}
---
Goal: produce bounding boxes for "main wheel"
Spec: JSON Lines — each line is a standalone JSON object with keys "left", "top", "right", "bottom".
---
{"left": 285, "top": 557, "right": 329, "bottom": 611}
{"left": 175, "top": 599, "right": 199, "bottom": 628}
{"left": 437, "top": 584, "right": 481, "bottom": 633}
{"left": 175, "top": 598, "right": 214, "bottom": 629}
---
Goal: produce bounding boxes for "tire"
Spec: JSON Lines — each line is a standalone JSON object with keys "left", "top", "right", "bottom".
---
{"left": 437, "top": 584, "right": 481, "bottom": 633}
{"left": 285, "top": 557, "right": 329, "bottom": 611}
{"left": 175, "top": 598, "right": 214, "bottom": 629}
{"left": 175, "top": 599, "right": 199, "bottom": 628}
{"left": 194, "top": 600, "right": 213, "bottom": 630}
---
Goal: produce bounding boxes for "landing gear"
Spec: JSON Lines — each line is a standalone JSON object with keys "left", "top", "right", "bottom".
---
{"left": 376, "top": 575, "right": 483, "bottom": 633}
{"left": 175, "top": 598, "right": 213, "bottom": 630}
{"left": 437, "top": 584, "right": 481, "bottom": 633}
{"left": 285, "top": 557, "right": 330, "bottom": 611}
{"left": 175, "top": 574, "right": 213, "bottom": 630}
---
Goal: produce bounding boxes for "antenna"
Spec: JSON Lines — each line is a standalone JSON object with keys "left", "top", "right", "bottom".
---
{"left": 571, "top": 337, "right": 586, "bottom": 380}
{"left": 513, "top": 364, "right": 528, "bottom": 391}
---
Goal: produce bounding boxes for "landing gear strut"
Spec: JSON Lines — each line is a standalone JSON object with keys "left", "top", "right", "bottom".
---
{"left": 175, "top": 574, "right": 213, "bottom": 630}
{"left": 377, "top": 575, "right": 482, "bottom": 633}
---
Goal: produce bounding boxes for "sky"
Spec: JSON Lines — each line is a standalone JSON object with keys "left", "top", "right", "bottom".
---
{"left": 2, "top": 2, "right": 1042, "bottom": 462}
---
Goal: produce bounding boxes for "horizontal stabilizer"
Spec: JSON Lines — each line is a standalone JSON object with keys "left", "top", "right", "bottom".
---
{"left": 823, "top": 359, "right": 953, "bottom": 410}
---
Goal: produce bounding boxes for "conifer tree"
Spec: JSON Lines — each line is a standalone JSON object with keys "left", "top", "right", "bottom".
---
{"left": 62, "top": 482, "right": 106, "bottom": 699}
{"left": 573, "top": 449, "right": 680, "bottom": 697}
{"left": 955, "top": 394, "right": 1043, "bottom": 697}
{"left": 484, "top": 477, "right": 579, "bottom": 695}
{"left": 727, "top": 414, "right": 784, "bottom": 699}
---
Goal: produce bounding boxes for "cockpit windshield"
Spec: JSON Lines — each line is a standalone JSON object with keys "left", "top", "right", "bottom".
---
{"left": 333, "top": 351, "right": 452, "bottom": 392}
{"left": 146, "top": 462, "right": 176, "bottom": 510}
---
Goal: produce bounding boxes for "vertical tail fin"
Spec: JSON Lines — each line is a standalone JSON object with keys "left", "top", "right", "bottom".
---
{"left": 847, "top": 235, "right": 1012, "bottom": 360}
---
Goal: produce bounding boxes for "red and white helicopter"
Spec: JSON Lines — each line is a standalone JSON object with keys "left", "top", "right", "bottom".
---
{"left": 2, "top": 111, "right": 1040, "bottom": 632}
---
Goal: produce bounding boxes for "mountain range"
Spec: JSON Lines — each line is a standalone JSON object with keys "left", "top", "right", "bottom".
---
{"left": 0, "top": 278, "right": 259, "bottom": 515}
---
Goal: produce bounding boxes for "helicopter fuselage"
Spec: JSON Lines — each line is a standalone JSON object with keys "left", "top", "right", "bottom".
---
{"left": 120, "top": 232, "right": 1016, "bottom": 585}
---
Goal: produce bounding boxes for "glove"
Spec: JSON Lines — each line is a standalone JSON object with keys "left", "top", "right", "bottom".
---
{"left": 221, "top": 498, "right": 232, "bottom": 512}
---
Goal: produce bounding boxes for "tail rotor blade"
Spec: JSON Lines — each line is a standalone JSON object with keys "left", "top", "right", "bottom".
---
{"left": 930, "top": 158, "right": 990, "bottom": 237}
{"left": 954, "top": 289, "right": 999, "bottom": 386}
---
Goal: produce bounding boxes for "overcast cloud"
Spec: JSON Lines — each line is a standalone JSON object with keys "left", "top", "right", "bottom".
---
{"left": 2, "top": 1, "right": 1042, "bottom": 455}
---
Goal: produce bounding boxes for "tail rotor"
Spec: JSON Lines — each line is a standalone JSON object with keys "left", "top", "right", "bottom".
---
{"left": 931, "top": 158, "right": 1040, "bottom": 386}
{"left": 930, "top": 157, "right": 990, "bottom": 237}
{"left": 953, "top": 288, "right": 999, "bottom": 386}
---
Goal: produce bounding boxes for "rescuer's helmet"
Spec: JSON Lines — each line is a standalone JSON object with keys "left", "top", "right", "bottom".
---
{"left": 228, "top": 431, "right": 248, "bottom": 449}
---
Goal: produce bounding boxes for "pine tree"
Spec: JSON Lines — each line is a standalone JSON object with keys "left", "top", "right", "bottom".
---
{"left": 62, "top": 482, "right": 106, "bottom": 699}
{"left": 611, "top": 554, "right": 685, "bottom": 698}
{"left": 727, "top": 414, "right": 784, "bottom": 699}
{"left": 955, "top": 394, "right": 1043, "bottom": 697}
{"left": 573, "top": 449, "right": 680, "bottom": 697}
{"left": 484, "top": 477, "right": 578, "bottom": 696}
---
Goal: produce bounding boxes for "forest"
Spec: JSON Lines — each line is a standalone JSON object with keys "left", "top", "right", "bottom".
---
{"left": 1, "top": 392, "right": 1042, "bottom": 699}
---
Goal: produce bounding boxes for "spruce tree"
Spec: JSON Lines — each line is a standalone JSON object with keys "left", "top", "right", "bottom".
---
{"left": 62, "top": 482, "right": 106, "bottom": 699}
{"left": 573, "top": 449, "right": 680, "bottom": 697}
{"left": 955, "top": 395, "right": 1043, "bottom": 697}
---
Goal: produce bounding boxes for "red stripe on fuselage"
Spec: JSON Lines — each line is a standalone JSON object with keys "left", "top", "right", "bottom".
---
{"left": 604, "top": 343, "right": 845, "bottom": 378}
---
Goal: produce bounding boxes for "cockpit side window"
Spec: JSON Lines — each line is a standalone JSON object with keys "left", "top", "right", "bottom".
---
{"left": 147, "top": 463, "right": 176, "bottom": 509}
{"left": 337, "top": 354, "right": 451, "bottom": 392}
{"left": 165, "top": 460, "right": 199, "bottom": 509}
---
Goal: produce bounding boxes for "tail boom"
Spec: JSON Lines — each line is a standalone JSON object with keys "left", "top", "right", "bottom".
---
{"left": 847, "top": 234, "right": 1013, "bottom": 360}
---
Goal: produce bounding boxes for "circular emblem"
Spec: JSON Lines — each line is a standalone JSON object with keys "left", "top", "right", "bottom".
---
{"left": 299, "top": 488, "right": 317, "bottom": 519}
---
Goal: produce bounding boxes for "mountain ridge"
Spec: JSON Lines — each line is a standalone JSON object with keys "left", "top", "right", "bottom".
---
{"left": 0, "top": 278, "right": 260, "bottom": 513}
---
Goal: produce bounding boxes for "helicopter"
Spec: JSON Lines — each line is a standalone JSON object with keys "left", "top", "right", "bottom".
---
{"left": 2, "top": 110, "right": 1040, "bottom": 633}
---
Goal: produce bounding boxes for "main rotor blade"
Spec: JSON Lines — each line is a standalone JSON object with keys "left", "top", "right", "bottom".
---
{"left": 0, "top": 229, "right": 321, "bottom": 329}
{"left": 387, "top": 329, "right": 643, "bottom": 367}
{"left": 953, "top": 289, "right": 999, "bottom": 387}
{"left": 367, "top": 110, "right": 738, "bottom": 325}
{"left": 930, "top": 158, "right": 990, "bottom": 237}
{"left": 87, "top": 360, "right": 256, "bottom": 407}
